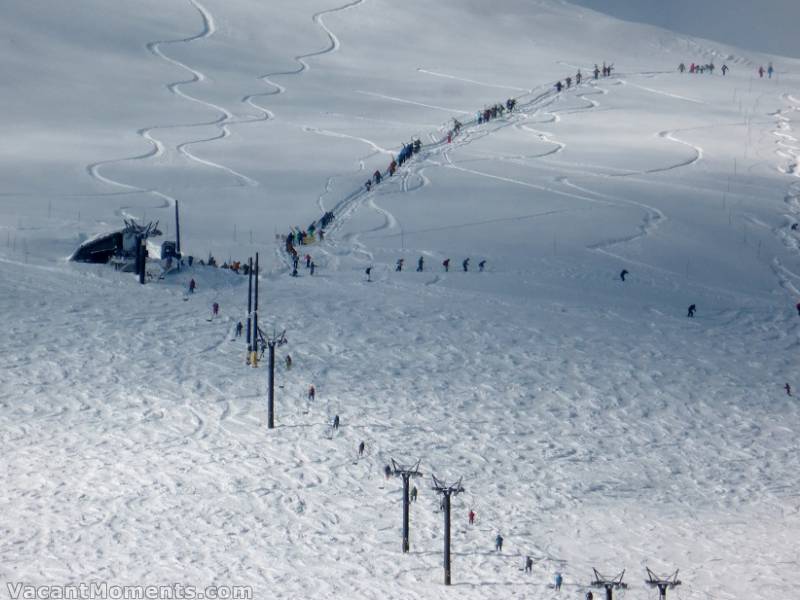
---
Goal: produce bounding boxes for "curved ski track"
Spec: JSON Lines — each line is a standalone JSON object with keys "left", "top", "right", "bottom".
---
{"left": 87, "top": 0, "right": 257, "bottom": 219}
{"left": 245, "top": 0, "right": 366, "bottom": 118}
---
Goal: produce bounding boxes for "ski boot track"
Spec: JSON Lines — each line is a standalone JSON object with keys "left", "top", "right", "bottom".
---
{"left": 768, "top": 93, "right": 800, "bottom": 291}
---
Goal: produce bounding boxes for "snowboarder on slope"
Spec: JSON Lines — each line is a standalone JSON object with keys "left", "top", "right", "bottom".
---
{"left": 468, "top": 509, "right": 476, "bottom": 525}
{"left": 188, "top": 279, "right": 196, "bottom": 294}
{"left": 212, "top": 302, "right": 219, "bottom": 317}
{"left": 365, "top": 266, "right": 372, "bottom": 282}
{"left": 308, "top": 385, "right": 316, "bottom": 401}
{"left": 332, "top": 415, "right": 340, "bottom": 431}
{"left": 310, "top": 261, "right": 316, "bottom": 276}
{"left": 525, "top": 556, "right": 533, "bottom": 573}
{"left": 358, "top": 441, "right": 365, "bottom": 457}
{"left": 410, "top": 485, "right": 418, "bottom": 502}
{"left": 620, "top": 269, "right": 629, "bottom": 282}
{"left": 786, "top": 383, "right": 792, "bottom": 397}
{"left": 495, "top": 534, "right": 504, "bottom": 552}
{"left": 586, "top": 592, "right": 594, "bottom": 600}
{"left": 384, "top": 464, "right": 392, "bottom": 480}
{"left": 796, "top": 301, "right": 800, "bottom": 316}
{"left": 235, "top": 321, "right": 243, "bottom": 337}
{"left": 722, "top": 64, "right": 729, "bottom": 76}
{"left": 305, "top": 254, "right": 311, "bottom": 268}
{"left": 479, "top": 260, "right": 486, "bottom": 272}
{"left": 768, "top": 63, "right": 774, "bottom": 78}
{"left": 687, "top": 304, "right": 696, "bottom": 318}
{"left": 462, "top": 258, "right": 470, "bottom": 272}
{"left": 443, "top": 258, "right": 450, "bottom": 272}
{"left": 417, "top": 256, "right": 424, "bottom": 272}
{"left": 396, "top": 258, "right": 404, "bottom": 272}
{"left": 555, "top": 572, "right": 563, "bottom": 591}
{"left": 285, "top": 354, "right": 292, "bottom": 370}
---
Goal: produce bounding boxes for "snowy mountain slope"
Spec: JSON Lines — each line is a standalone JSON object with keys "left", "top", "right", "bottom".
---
{"left": 1, "top": 0, "right": 800, "bottom": 598}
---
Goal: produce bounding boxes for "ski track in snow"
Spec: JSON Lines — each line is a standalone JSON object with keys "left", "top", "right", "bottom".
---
{"left": 247, "top": 0, "right": 366, "bottom": 117}
{"left": 415, "top": 68, "right": 531, "bottom": 93}
{"left": 87, "top": 0, "right": 257, "bottom": 218}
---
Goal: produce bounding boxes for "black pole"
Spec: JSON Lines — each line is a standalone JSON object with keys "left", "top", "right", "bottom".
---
{"left": 246, "top": 257, "right": 253, "bottom": 352}
{"left": 443, "top": 493, "right": 452, "bottom": 586}
{"left": 268, "top": 341, "right": 275, "bottom": 428}
{"left": 658, "top": 585, "right": 667, "bottom": 600}
{"left": 175, "top": 200, "right": 181, "bottom": 257}
{"left": 134, "top": 235, "right": 141, "bottom": 277}
{"left": 606, "top": 585, "right": 613, "bottom": 600}
{"left": 402, "top": 475, "right": 410, "bottom": 553}
{"left": 253, "top": 253, "right": 259, "bottom": 365}
{"left": 138, "top": 238, "right": 146, "bottom": 285}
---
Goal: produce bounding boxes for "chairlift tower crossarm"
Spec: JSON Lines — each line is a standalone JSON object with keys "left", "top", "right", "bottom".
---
{"left": 590, "top": 568, "right": 627, "bottom": 600}
{"left": 645, "top": 568, "right": 681, "bottom": 600}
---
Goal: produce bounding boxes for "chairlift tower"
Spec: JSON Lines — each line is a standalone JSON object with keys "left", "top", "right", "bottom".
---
{"left": 251, "top": 253, "right": 260, "bottom": 367}
{"left": 265, "top": 329, "right": 287, "bottom": 429}
{"left": 590, "top": 568, "right": 627, "bottom": 600}
{"left": 390, "top": 459, "right": 422, "bottom": 553}
{"left": 246, "top": 257, "right": 253, "bottom": 361}
{"left": 431, "top": 475, "right": 464, "bottom": 586}
{"left": 645, "top": 568, "right": 681, "bottom": 600}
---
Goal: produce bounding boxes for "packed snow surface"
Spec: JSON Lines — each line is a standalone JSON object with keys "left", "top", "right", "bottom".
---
{"left": 1, "top": 0, "right": 800, "bottom": 598}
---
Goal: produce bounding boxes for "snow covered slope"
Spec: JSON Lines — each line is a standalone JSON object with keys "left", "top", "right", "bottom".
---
{"left": 1, "top": 0, "right": 800, "bottom": 598}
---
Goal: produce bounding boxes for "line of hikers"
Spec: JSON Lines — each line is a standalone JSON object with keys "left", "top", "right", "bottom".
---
{"left": 392, "top": 256, "right": 486, "bottom": 273}
{"left": 477, "top": 99, "right": 517, "bottom": 125}
{"left": 678, "top": 62, "right": 728, "bottom": 75}
{"left": 554, "top": 62, "right": 611, "bottom": 93}
{"left": 366, "top": 139, "right": 423, "bottom": 191}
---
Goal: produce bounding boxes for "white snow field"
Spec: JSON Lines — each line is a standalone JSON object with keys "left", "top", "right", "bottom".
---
{"left": 2, "top": 0, "right": 800, "bottom": 598}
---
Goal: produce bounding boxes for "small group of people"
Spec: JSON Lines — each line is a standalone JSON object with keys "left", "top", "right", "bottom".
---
{"left": 367, "top": 140, "right": 423, "bottom": 190}
{"left": 394, "top": 257, "right": 486, "bottom": 273}
{"left": 679, "top": 62, "right": 727, "bottom": 75}
{"left": 758, "top": 63, "right": 774, "bottom": 79}
{"left": 594, "top": 62, "right": 613, "bottom": 79}
{"left": 554, "top": 64, "right": 607, "bottom": 93}
{"left": 285, "top": 225, "right": 320, "bottom": 249}
{"left": 194, "top": 255, "right": 248, "bottom": 274}
{"left": 477, "top": 99, "right": 516, "bottom": 126}
{"left": 290, "top": 252, "right": 316, "bottom": 277}
{"left": 555, "top": 69, "right": 581, "bottom": 93}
